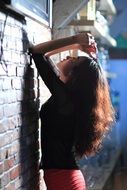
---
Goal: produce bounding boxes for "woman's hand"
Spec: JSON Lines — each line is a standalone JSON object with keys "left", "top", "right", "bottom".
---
{"left": 75, "top": 33, "right": 95, "bottom": 46}
{"left": 75, "top": 33, "right": 98, "bottom": 61}
{"left": 79, "top": 43, "right": 98, "bottom": 61}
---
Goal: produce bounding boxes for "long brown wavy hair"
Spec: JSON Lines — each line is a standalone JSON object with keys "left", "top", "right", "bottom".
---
{"left": 66, "top": 57, "right": 115, "bottom": 158}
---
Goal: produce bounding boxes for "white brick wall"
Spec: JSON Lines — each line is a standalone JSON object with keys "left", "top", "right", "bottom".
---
{"left": 0, "top": 10, "right": 51, "bottom": 190}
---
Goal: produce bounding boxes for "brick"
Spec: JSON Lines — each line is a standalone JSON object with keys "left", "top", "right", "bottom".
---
{"left": 0, "top": 162, "right": 4, "bottom": 175}
{"left": 10, "top": 141, "right": 20, "bottom": 156}
{"left": 13, "top": 153, "right": 20, "bottom": 165}
{"left": 16, "top": 90, "right": 23, "bottom": 101}
{"left": 4, "top": 131, "right": 13, "bottom": 146}
{"left": 8, "top": 116, "right": 18, "bottom": 130}
{"left": 5, "top": 90, "right": 17, "bottom": 104}
{"left": 4, "top": 24, "right": 11, "bottom": 36}
{"left": 0, "top": 12, "right": 6, "bottom": 20}
{"left": 10, "top": 37, "right": 16, "bottom": 51}
{"left": 10, "top": 165, "right": 21, "bottom": 180}
{"left": 2, "top": 36, "right": 8, "bottom": 50}
{"left": 11, "top": 78, "right": 22, "bottom": 89}
{"left": 14, "top": 177, "right": 22, "bottom": 189}
{"left": 2, "top": 50, "right": 12, "bottom": 62}
{"left": 21, "top": 53, "right": 30, "bottom": 65}
{"left": 15, "top": 39, "right": 23, "bottom": 52}
{"left": 4, "top": 157, "right": 15, "bottom": 171}
{"left": 0, "top": 119, "right": 8, "bottom": 133}
{"left": 4, "top": 103, "right": 21, "bottom": 117}
{"left": 17, "top": 114, "right": 22, "bottom": 126}
{"left": 0, "top": 135, "right": 6, "bottom": 148}
{"left": 0, "top": 172, "right": 10, "bottom": 188}
{"left": 0, "top": 11, "right": 51, "bottom": 190}
{"left": 0, "top": 79, "right": 3, "bottom": 90}
{"left": 7, "top": 15, "right": 15, "bottom": 25}
{"left": 2, "top": 79, "right": 12, "bottom": 90}
{"left": 11, "top": 27, "right": 22, "bottom": 39}
{"left": 2, "top": 153, "right": 19, "bottom": 168}
{"left": 13, "top": 128, "right": 20, "bottom": 141}
{"left": 7, "top": 65, "right": 16, "bottom": 76}
{"left": 16, "top": 66, "right": 24, "bottom": 77}
{"left": 0, "top": 64, "right": 7, "bottom": 76}
{"left": 0, "top": 147, "right": 9, "bottom": 161}
{"left": 5, "top": 36, "right": 14, "bottom": 51}
{"left": 4, "top": 182, "right": 15, "bottom": 190}
{"left": 0, "top": 106, "right": 4, "bottom": 120}
{"left": 4, "top": 90, "right": 17, "bottom": 104}
{"left": 14, "top": 19, "right": 23, "bottom": 27}
{"left": 0, "top": 132, "right": 12, "bottom": 148}
{"left": 0, "top": 91, "right": 5, "bottom": 104}
{"left": 20, "top": 53, "right": 26, "bottom": 64}
{"left": 12, "top": 51, "right": 21, "bottom": 63}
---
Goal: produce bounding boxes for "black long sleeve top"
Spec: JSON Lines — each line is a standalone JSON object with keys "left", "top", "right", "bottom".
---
{"left": 32, "top": 54, "right": 78, "bottom": 169}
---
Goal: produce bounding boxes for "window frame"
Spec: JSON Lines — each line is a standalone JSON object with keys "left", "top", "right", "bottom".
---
{"left": 2, "top": 0, "right": 52, "bottom": 27}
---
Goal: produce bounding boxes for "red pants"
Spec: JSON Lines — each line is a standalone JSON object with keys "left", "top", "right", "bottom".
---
{"left": 44, "top": 169, "right": 86, "bottom": 190}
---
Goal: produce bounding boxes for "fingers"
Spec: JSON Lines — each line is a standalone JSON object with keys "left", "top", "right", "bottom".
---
{"left": 87, "top": 33, "right": 96, "bottom": 46}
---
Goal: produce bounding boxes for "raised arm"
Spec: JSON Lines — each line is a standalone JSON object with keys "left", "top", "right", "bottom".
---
{"left": 31, "top": 33, "right": 95, "bottom": 55}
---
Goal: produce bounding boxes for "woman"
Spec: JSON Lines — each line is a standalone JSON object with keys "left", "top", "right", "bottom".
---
{"left": 29, "top": 33, "right": 114, "bottom": 190}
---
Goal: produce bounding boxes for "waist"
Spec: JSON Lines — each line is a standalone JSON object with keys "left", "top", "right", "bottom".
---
{"left": 40, "top": 140, "right": 78, "bottom": 169}
{"left": 44, "top": 169, "right": 86, "bottom": 190}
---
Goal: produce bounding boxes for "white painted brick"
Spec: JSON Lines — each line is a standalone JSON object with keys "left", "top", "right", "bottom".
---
{"left": 0, "top": 147, "right": 8, "bottom": 161}
{"left": 0, "top": 79, "right": 3, "bottom": 90}
{"left": 7, "top": 16, "right": 15, "bottom": 25}
{"left": 1, "top": 172, "right": 10, "bottom": 187}
{"left": 2, "top": 36, "right": 8, "bottom": 50}
{"left": 0, "top": 91, "right": 4, "bottom": 104}
{"left": 20, "top": 53, "right": 26, "bottom": 64}
{"left": 2, "top": 50, "right": 12, "bottom": 62}
{"left": 0, "top": 8, "right": 51, "bottom": 189}
{"left": 15, "top": 39, "right": 23, "bottom": 52}
{"left": 12, "top": 128, "right": 20, "bottom": 141}
{"left": 3, "top": 103, "right": 21, "bottom": 117}
{"left": 4, "top": 90, "right": 17, "bottom": 104}
{"left": 11, "top": 51, "right": 21, "bottom": 63}
{"left": 4, "top": 25, "right": 11, "bottom": 36}
{"left": 15, "top": 19, "right": 23, "bottom": 27}
{"left": 2, "top": 36, "right": 14, "bottom": 51}
{"left": 0, "top": 63, "right": 7, "bottom": 76}
{"left": 14, "top": 177, "right": 22, "bottom": 189}
{"left": 16, "top": 66, "right": 24, "bottom": 77}
{"left": 10, "top": 141, "right": 20, "bottom": 155}
{"left": 11, "top": 27, "right": 22, "bottom": 39}
{"left": 2, "top": 79, "right": 12, "bottom": 90}
{"left": 16, "top": 90, "right": 23, "bottom": 101}
{"left": 0, "top": 106, "right": 4, "bottom": 120}
{"left": 11, "top": 78, "right": 22, "bottom": 89}
{"left": 0, "top": 12, "right": 6, "bottom": 20}
{"left": 7, "top": 65, "right": 16, "bottom": 76}
{"left": 24, "top": 54, "right": 30, "bottom": 65}
{"left": 8, "top": 116, "right": 19, "bottom": 130}
{"left": 0, "top": 119, "right": 8, "bottom": 133}
{"left": 0, "top": 134, "right": 6, "bottom": 148}
{"left": 17, "top": 114, "right": 22, "bottom": 126}
{"left": 3, "top": 131, "right": 13, "bottom": 146}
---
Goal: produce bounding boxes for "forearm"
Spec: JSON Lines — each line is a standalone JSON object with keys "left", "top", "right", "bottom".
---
{"left": 31, "top": 35, "right": 77, "bottom": 55}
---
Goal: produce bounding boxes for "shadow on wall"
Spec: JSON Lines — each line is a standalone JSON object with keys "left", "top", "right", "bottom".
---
{"left": 20, "top": 28, "right": 40, "bottom": 189}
